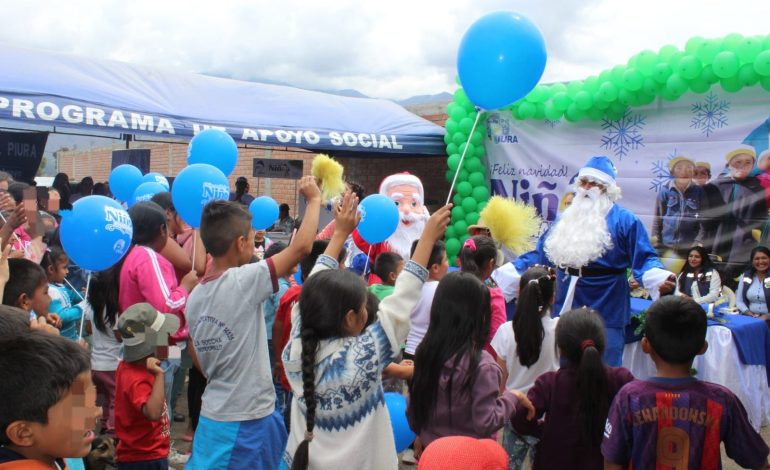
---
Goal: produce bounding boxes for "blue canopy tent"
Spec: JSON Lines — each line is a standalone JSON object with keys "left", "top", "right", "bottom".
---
{"left": 0, "top": 45, "right": 445, "bottom": 156}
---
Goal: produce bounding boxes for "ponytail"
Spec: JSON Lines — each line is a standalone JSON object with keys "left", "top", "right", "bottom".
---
{"left": 514, "top": 266, "right": 555, "bottom": 367}
{"left": 291, "top": 328, "right": 318, "bottom": 470}
{"left": 458, "top": 235, "right": 497, "bottom": 279}
{"left": 555, "top": 308, "right": 609, "bottom": 446}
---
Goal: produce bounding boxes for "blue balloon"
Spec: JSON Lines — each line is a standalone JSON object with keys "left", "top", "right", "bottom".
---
{"left": 249, "top": 196, "right": 279, "bottom": 230}
{"left": 131, "top": 182, "right": 167, "bottom": 207}
{"left": 109, "top": 164, "right": 143, "bottom": 202}
{"left": 142, "top": 172, "right": 170, "bottom": 190}
{"left": 384, "top": 393, "right": 415, "bottom": 453}
{"left": 187, "top": 129, "right": 239, "bottom": 176}
{"left": 358, "top": 194, "right": 399, "bottom": 244}
{"left": 457, "top": 11, "right": 547, "bottom": 110}
{"left": 171, "top": 164, "right": 230, "bottom": 228}
{"left": 60, "top": 196, "right": 133, "bottom": 271}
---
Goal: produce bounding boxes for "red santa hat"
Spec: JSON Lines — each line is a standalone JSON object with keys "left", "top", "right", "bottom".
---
{"left": 379, "top": 172, "right": 424, "bottom": 200}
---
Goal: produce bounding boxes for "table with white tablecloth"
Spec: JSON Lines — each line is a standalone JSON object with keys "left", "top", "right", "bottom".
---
{"left": 622, "top": 298, "right": 770, "bottom": 431}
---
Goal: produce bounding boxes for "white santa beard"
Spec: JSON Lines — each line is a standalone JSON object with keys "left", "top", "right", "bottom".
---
{"left": 386, "top": 212, "right": 427, "bottom": 258}
{"left": 544, "top": 187, "right": 614, "bottom": 268}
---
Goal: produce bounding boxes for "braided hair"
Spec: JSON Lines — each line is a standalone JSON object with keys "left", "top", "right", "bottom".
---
{"left": 513, "top": 266, "right": 556, "bottom": 367}
{"left": 292, "top": 269, "right": 367, "bottom": 470}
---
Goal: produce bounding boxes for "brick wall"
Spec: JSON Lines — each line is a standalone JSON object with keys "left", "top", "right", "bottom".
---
{"left": 57, "top": 106, "right": 452, "bottom": 213}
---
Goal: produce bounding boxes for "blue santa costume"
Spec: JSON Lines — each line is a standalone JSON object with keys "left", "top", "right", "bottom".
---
{"left": 492, "top": 156, "right": 673, "bottom": 366}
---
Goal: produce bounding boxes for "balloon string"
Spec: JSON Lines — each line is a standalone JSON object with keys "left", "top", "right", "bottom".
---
{"left": 64, "top": 277, "right": 85, "bottom": 301}
{"left": 363, "top": 246, "right": 372, "bottom": 277}
{"left": 77, "top": 272, "right": 92, "bottom": 340}
{"left": 446, "top": 110, "right": 483, "bottom": 205}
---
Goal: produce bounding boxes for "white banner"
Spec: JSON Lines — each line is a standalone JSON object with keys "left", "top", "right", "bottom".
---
{"left": 485, "top": 85, "right": 770, "bottom": 276}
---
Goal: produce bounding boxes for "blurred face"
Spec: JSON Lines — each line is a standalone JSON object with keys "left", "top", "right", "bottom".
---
{"left": 432, "top": 252, "right": 449, "bottom": 280}
{"left": 0, "top": 180, "right": 9, "bottom": 192}
{"left": 753, "top": 251, "right": 770, "bottom": 273}
{"left": 254, "top": 230, "right": 266, "bottom": 242}
{"left": 577, "top": 177, "right": 606, "bottom": 193}
{"left": 728, "top": 154, "right": 755, "bottom": 181}
{"left": 240, "top": 228, "right": 256, "bottom": 264}
{"left": 687, "top": 250, "right": 702, "bottom": 270}
{"left": 563, "top": 193, "right": 575, "bottom": 208}
{"left": 672, "top": 161, "right": 694, "bottom": 179}
{"left": 30, "top": 280, "right": 51, "bottom": 316}
{"left": 26, "top": 372, "right": 101, "bottom": 461}
{"left": 470, "top": 227, "right": 491, "bottom": 237}
{"left": 693, "top": 167, "right": 710, "bottom": 185}
{"left": 49, "top": 258, "right": 69, "bottom": 284}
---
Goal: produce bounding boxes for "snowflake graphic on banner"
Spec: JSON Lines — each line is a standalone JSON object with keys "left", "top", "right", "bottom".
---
{"left": 649, "top": 149, "right": 679, "bottom": 193}
{"left": 544, "top": 119, "right": 560, "bottom": 128}
{"left": 691, "top": 92, "right": 729, "bottom": 137}
{"left": 600, "top": 110, "right": 646, "bottom": 160}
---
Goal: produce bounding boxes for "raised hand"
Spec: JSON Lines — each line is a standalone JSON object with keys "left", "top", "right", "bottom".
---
{"left": 422, "top": 204, "right": 452, "bottom": 244}
{"left": 298, "top": 176, "right": 322, "bottom": 202}
{"left": 146, "top": 357, "right": 164, "bottom": 376}
{"left": 333, "top": 191, "right": 360, "bottom": 238}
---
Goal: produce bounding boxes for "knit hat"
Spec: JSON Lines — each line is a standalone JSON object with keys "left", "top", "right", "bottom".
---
{"left": 725, "top": 146, "right": 756, "bottom": 163}
{"left": 118, "top": 303, "right": 180, "bottom": 362}
{"left": 418, "top": 436, "right": 508, "bottom": 470}
{"left": 577, "top": 156, "right": 617, "bottom": 186}
{"left": 668, "top": 156, "right": 695, "bottom": 172}
{"left": 379, "top": 173, "right": 424, "bottom": 202}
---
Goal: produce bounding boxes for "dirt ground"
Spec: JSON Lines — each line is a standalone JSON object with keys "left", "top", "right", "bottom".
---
{"left": 167, "top": 381, "right": 770, "bottom": 470}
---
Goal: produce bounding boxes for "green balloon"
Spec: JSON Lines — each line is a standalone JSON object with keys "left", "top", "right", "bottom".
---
{"left": 552, "top": 92, "right": 570, "bottom": 111}
{"left": 453, "top": 191, "right": 463, "bottom": 204}
{"left": 454, "top": 89, "right": 473, "bottom": 109}
{"left": 445, "top": 237, "right": 461, "bottom": 257}
{"left": 544, "top": 102, "right": 562, "bottom": 121}
{"left": 636, "top": 50, "right": 659, "bottom": 76}
{"left": 685, "top": 36, "right": 705, "bottom": 55}
{"left": 525, "top": 85, "right": 547, "bottom": 103}
{"left": 474, "top": 146, "right": 486, "bottom": 158}
{"left": 457, "top": 181, "right": 473, "bottom": 197}
{"left": 722, "top": 33, "right": 744, "bottom": 52}
{"left": 458, "top": 142, "right": 475, "bottom": 158}
{"left": 459, "top": 117, "right": 475, "bottom": 134}
{"left": 454, "top": 221, "right": 469, "bottom": 237}
{"left": 583, "top": 76, "right": 601, "bottom": 93}
{"left": 445, "top": 119, "right": 459, "bottom": 135}
{"left": 696, "top": 40, "right": 722, "bottom": 65}
{"left": 567, "top": 80, "right": 583, "bottom": 98}
{"left": 470, "top": 130, "right": 484, "bottom": 146}
{"left": 712, "top": 51, "right": 739, "bottom": 79}
{"left": 550, "top": 82, "right": 568, "bottom": 94}
{"left": 465, "top": 157, "right": 483, "bottom": 173}
{"left": 449, "top": 106, "right": 467, "bottom": 122}
{"left": 760, "top": 75, "right": 770, "bottom": 92}
{"left": 447, "top": 154, "right": 461, "bottom": 171}
{"left": 593, "top": 94, "right": 611, "bottom": 110}
{"left": 518, "top": 102, "right": 536, "bottom": 119}
{"left": 574, "top": 91, "right": 593, "bottom": 110}
{"left": 465, "top": 211, "right": 480, "bottom": 226}
{"left": 565, "top": 103, "right": 584, "bottom": 121}
{"left": 605, "top": 106, "right": 626, "bottom": 121}
{"left": 652, "top": 63, "right": 673, "bottom": 84}
{"left": 754, "top": 50, "right": 770, "bottom": 76}
{"left": 687, "top": 77, "right": 710, "bottom": 94}
{"left": 610, "top": 65, "right": 627, "bottom": 87}
{"left": 445, "top": 225, "right": 457, "bottom": 240}
{"left": 586, "top": 107, "right": 604, "bottom": 120}
{"left": 701, "top": 65, "right": 719, "bottom": 84}
{"left": 443, "top": 133, "right": 452, "bottom": 146}
{"left": 622, "top": 69, "right": 643, "bottom": 91}
{"left": 477, "top": 201, "right": 487, "bottom": 213}
{"left": 468, "top": 172, "right": 485, "bottom": 187}
{"left": 452, "top": 131, "right": 467, "bottom": 146}
{"left": 457, "top": 169, "right": 469, "bottom": 182}
{"left": 446, "top": 143, "right": 459, "bottom": 156}
{"left": 666, "top": 74, "right": 688, "bottom": 96}
{"left": 471, "top": 185, "right": 490, "bottom": 202}
{"left": 660, "top": 87, "right": 679, "bottom": 102}
{"left": 617, "top": 89, "right": 637, "bottom": 106}
{"left": 738, "top": 37, "right": 763, "bottom": 63}
{"left": 658, "top": 44, "right": 679, "bottom": 62}
{"left": 445, "top": 170, "right": 454, "bottom": 183}
{"left": 666, "top": 51, "right": 684, "bottom": 69}
{"left": 720, "top": 75, "right": 742, "bottom": 93}
{"left": 642, "top": 78, "right": 661, "bottom": 95}
{"left": 636, "top": 91, "right": 656, "bottom": 105}
{"left": 450, "top": 206, "right": 466, "bottom": 222}
{"left": 738, "top": 63, "right": 759, "bottom": 86}
{"left": 461, "top": 196, "right": 478, "bottom": 213}
{"left": 598, "top": 82, "right": 618, "bottom": 102}
{"left": 677, "top": 55, "right": 702, "bottom": 80}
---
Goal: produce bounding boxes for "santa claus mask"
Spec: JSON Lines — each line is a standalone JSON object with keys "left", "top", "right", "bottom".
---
{"left": 380, "top": 174, "right": 430, "bottom": 258}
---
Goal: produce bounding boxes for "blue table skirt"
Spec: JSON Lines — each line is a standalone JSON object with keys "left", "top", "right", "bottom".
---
{"left": 627, "top": 298, "right": 770, "bottom": 372}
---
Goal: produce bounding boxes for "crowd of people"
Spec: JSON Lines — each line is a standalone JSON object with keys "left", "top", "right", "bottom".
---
{"left": 0, "top": 158, "right": 769, "bottom": 470}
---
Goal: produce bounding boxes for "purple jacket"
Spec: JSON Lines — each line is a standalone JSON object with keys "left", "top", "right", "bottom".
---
{"left": 406, "top": 350, "right": 518, "bottom": 447}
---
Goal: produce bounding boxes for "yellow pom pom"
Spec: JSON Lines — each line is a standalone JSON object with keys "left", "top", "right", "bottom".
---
{"left": 311, "top": 154, "right": 346, "bottom": 201}
{"left": 480, "top": 196, "right": 541, "bottom": 254}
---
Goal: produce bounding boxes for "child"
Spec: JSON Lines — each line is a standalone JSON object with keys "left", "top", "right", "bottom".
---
{"left": 0, "top": 331, "right": 100, "bottom": 469}
{"left": 404, "top": 239, "right": 447, "bottom": 360}
{"left": 458, "top": 235, "right": 507, "bottom": 357}
{"left": 41, "top": 246, "right": 85, "bottom": 340}
{"left": 491, "top": 266, "right": 559, "bottom": 469}
{"left": 407, "top": 271, "right": 533, "bottom": 454}
{"left": 368, "top": 252, "right": 404, "bottom": 300}
{"left": 511, "top": 308, "right": 634, "bottom": 469}
{"left": 114, "top": 303, "right": 181, "bottom": 469}
{"left": 151, "top": 192, "right": 207, "bottom": 278}
{"left": 263, "top": 241, "right": 292, "bottom": 415}
{"left": 282, "top": 197, "right": 451, "bottom": 470}
{"left": 185, "top": 176, "right": 322, "bottom": 469}
{"left": 2, "top": 258, "right": 55, "bottom": 326}
{"left": 602, "top": 296, "right": 770, "bottom": 469}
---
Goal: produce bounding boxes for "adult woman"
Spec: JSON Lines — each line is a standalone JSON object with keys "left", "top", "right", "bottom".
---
{"left": 675, "top": 246, "right": 722, "bottom": 304}
{"left": 737, "top": 245, "right": 770, "bottom": 319}
{"left": 52, "top": 173, "right": 73, "bottom": 211}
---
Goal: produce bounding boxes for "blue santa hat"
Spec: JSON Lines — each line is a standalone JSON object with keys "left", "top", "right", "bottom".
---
{"left": 577, "top": 156, "right": 617, "bottom": 186}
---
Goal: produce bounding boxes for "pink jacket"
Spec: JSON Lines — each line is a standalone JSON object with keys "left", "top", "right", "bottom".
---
{"left": 485, "top": 287, "right": 507, "bottom": 359}
{"left": 118, "top": 246, "right": 189, "bottom": 337}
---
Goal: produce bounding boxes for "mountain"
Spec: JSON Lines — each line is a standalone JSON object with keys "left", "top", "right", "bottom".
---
{"left": 396, "top": 92, "right": 453, "bottom": 106}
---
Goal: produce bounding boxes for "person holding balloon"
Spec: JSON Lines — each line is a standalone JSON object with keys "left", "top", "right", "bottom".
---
{"left": 151, "top": 192, "right": 208, "bottom": 279}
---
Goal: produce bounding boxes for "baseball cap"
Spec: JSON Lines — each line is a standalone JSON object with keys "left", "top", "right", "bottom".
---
{"left": 418, "top": 436, "right": 508, "bottom": 470}
{"left": 117, "top": 303, "right": 180, "bottom": 362}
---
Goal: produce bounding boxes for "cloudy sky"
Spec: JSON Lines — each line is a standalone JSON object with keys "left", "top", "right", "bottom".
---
{"left": 1, "top": 0, "right": 769, "bottom": 100}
